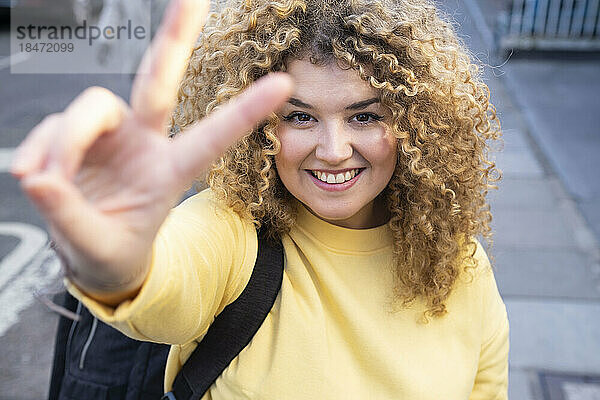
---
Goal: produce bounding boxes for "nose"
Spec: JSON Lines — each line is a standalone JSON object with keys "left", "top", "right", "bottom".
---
{"left": 314, "top": 122, "right": 353, "bottom": 165}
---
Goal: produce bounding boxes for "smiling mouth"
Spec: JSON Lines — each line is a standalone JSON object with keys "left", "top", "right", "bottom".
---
{"left": 308, "top": 168, "right": 365, "bottom": 184}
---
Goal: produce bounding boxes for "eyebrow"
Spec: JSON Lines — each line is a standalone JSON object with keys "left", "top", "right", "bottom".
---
{"left": 345, "top": 97, "right": 380, "bottom": 110}
{"left": 288, "top": 97, "right": 313, "bottom": 109}
{"left": 287, "top": 97, "right": 380, "bottom": 110}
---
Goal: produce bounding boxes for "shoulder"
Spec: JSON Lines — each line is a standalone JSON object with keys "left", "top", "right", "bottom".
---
{"left": 172, "top": 188, "right": 240, "bottom": 218}
{"left": 167, "top": 186, "right": 259, "bottom": 251}
{"left": 450, "top": 238, "right": 508, "bottom": 341}
{"left": 159, "top": 188, "right": 259, "bottom": 290}
{"left": 454, "top": 238, "right": 495, "bottom": 290}
{"left": 163, "top": 188, "right": 255, "bottom": 236}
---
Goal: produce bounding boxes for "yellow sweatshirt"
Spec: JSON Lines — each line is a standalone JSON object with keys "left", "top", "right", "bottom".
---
{"left": 69, "top": 189, "right": 509, "bottom": 399}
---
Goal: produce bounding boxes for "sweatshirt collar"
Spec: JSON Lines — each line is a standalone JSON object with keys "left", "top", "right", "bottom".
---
{"left": 292, "top": 201, "right": 394, "bottom": 252}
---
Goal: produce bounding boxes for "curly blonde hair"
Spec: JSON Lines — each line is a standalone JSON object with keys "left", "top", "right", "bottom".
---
{"left": 170, "top": 0, "right": 501, "bottom": 318}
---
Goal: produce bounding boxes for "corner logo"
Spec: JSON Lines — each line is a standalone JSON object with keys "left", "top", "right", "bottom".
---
{"left": 15, "top": 20, "right": 147, "bottom": 46}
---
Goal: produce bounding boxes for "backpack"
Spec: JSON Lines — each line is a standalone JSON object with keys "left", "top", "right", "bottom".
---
{"left": 48, "top": 292, "right": 169, "bottom": 400}
{"left": 49, "top": 230, "right": 284, "bottom": 400}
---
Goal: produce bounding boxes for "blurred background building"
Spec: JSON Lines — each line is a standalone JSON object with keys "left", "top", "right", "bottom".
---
{"left": 0, "top": 0, "right": 599, "bottom": 399}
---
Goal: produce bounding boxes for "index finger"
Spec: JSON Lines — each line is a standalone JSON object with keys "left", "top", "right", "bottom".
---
{"left": 130, "top": 0, "right": 209, "bottom": 131}
{"left": 168, "top": 73, "right": 294, "bottom": 185}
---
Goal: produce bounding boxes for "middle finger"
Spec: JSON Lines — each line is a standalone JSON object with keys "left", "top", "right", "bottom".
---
{"left": 130, "top": 0, "right": 209, "bottom": 132}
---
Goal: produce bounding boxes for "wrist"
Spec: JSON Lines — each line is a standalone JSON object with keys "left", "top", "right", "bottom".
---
{"left": 51, "top": 240, "right": 149, "bottom": 304}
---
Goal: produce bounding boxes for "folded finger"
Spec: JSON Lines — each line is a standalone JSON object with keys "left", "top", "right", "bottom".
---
{"left": 11, "top": 113, "right": 63, "bottom": 178}
{"left": 130, "top": 0, "right": 209, "bottom": 131}
{"left": 52, "top": 86, "right": 128, "bottom": 179}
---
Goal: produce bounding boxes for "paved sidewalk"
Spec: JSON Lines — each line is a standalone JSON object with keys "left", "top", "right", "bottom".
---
{"left": 450, "top": 0, "right": 600, "bottom": 398}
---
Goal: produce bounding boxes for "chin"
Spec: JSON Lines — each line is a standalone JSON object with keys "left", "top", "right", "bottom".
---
{"left": 306, "top": 201, "right": 362, "bottom": 222}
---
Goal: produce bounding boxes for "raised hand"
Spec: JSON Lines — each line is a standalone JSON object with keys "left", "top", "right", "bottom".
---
{"left": 10, "top": 0, "right": 293, "bottom": 304}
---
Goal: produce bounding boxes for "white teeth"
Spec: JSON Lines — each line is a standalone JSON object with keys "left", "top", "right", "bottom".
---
{"left": 311, "top": 169, "right": 361, "bottom": 184}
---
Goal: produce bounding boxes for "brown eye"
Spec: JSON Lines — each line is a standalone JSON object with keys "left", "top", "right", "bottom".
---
{"left": 283, "top": 112, "right": 317, "bottom": 126}
{"left": 351, "top": 113, "right": 383, "bottom": 124}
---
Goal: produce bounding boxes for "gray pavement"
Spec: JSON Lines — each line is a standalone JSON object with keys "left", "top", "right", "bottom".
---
{"left": 1, "top": 2, "right": 600, "bottom": 400}
{"left": 451, "top": 0, "right": 600, "bottom": 398}
{"left": 503, "top": 59, "right": 600, "bottom": 242}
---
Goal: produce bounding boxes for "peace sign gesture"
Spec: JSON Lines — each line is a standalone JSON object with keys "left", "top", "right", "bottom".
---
{"left": 10, "top": 0, "right": 293, "bottom": 304}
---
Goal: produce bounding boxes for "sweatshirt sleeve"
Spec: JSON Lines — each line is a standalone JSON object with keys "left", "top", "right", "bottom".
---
{"left": 66, "top": 189, "right": 258, "bottom": 345}
{"left": 469, "top": 243, "right": 510, "bottom": 400}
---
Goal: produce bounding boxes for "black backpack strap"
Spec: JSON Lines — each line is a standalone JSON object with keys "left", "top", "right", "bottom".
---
{"left": 48, "top": 291, "right": 79, "bottom": 400}
{"left": 163, "top": 229, "right": 284, "bottom": 400}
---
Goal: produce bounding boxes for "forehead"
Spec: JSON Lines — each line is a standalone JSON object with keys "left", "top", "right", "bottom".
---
{"left": 285, "top": 59, "right": 379, "bottom": 106}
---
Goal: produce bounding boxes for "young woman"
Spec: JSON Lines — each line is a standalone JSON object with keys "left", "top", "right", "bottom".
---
{"left": 12, "top": 0, "right": 508, "bottom": 398}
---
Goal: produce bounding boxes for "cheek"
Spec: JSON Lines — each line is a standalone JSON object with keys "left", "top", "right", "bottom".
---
{"left": 274, "top": 129, "right": 311, "bottom": 176}
{"left": 362, "top": 132, "right": 398, "bottom": 170}
{"left": 358, "top": 133, "right": 398, "bottom": 192}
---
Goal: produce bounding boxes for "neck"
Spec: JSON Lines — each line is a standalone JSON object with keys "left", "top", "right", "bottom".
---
{"left": 306, "top": 197, "right": 390, "bottom": 230}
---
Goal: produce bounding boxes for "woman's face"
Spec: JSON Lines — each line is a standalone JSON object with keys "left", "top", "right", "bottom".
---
{"left": 275, "top": 59, "right": 398, "bottom": 229}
